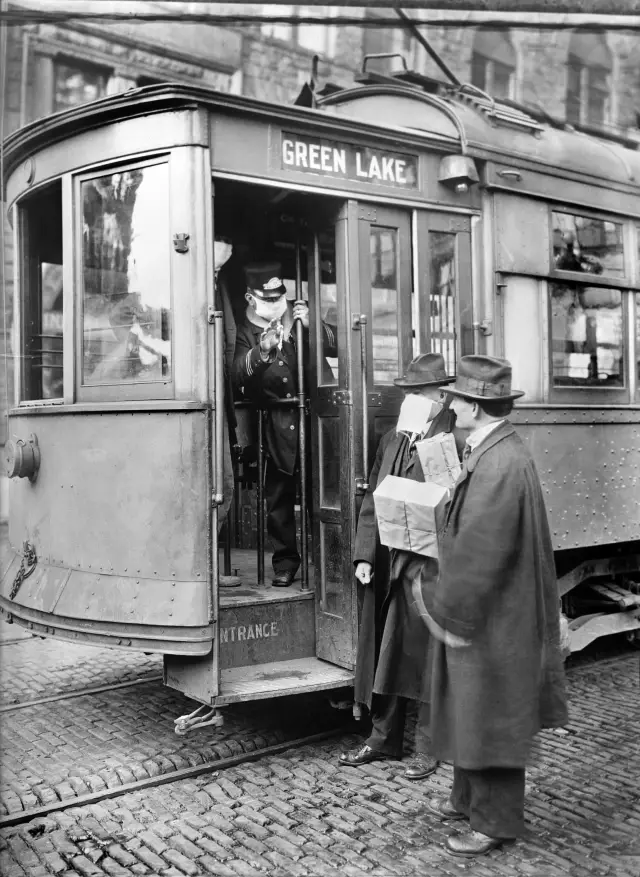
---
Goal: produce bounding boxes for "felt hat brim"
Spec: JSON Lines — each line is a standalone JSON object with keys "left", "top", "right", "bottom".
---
{"left": 393, "top": 375, "right": 456, "bottom": 388}
{"left": 444, "top": 386, "right": 525, "bottom": 401}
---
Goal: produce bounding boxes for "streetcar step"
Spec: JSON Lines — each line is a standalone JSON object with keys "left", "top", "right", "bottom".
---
{"left": 215, "top": 657, "right": 354, "bottom": 705}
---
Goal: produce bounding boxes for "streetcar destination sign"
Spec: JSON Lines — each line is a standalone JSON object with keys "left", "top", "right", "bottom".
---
{"left": 281, "top": 133, "right": 418, "bottom": 188}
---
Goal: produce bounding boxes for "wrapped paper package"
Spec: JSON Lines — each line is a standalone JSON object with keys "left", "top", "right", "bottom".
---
{"left": 373, "top": 475, "right": 449, "bottom": 559}
{"left": 415, "top": 431, "right": 462, "bottom": 489}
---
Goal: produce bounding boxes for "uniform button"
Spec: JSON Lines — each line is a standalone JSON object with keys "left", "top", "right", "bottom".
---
{"left": 283, "top": 377, "right": 288, "bottom": 383}
{"left": 278, "top": 361, "right": 284, "bottom": 366}
{"left": 286, "top": 393, "right": 292, "bottom": 398}
{"left": 290, "top": 425, "right": 295, "bottom": 430}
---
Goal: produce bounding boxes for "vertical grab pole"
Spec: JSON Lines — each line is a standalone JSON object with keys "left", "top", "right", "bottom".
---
{"left": 212, "top": 311, "right": 225, "bottom": 603}
{"left": 295, "top": 236, "right": 309, "bottom": 591}
{"left": 257, "top": 410, "right": 265, "bottom": 586}
{"left": 359, "top": 314, "right": 370, "bottom": 492}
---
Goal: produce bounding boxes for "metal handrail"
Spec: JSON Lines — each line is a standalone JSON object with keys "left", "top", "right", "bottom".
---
{"left": 359, "top": 314, "right": 370, "bottom": 492}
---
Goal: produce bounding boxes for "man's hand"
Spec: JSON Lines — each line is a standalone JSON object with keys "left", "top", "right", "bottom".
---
{"left": 355, "top": 562, "right": 373, "bottom": 585}
{"left": 260, "top": 320, "right": 283, "bottom": 355}
{"left": 292, "top": 301, "right": 309, "bottom": 329}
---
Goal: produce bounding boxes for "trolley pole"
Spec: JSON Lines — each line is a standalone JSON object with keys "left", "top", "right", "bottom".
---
{"left": 294, "top": 237, "right": 309, "bottom": 591}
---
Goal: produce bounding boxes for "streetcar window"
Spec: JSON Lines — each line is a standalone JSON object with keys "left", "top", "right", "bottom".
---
{"left": 429, "top": 231, "right": 457, "bottom": 377}
{"left": 550, "top": 282, "right": 624, "bottom": 387}
{"left": 370, "top": 227, "right": 400, "bottom": 383}
{"left": 81, "top": 163, "right": 171, "bottom": 386}
{"left": 19, "top": 181, "right": 63, "bottom": 402}
{"left": 317, "top": 228, "right": 339, "bottom": 386}
{"left": 552, "top": 211, "right": 624, "bottom": 278}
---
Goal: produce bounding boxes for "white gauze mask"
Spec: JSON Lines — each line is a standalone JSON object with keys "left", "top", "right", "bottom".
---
{"left": 396, "top": 393, "right": 443, "bottom": 435}
{"left": 253, "top": 295, "right": 288, "bottom": 322}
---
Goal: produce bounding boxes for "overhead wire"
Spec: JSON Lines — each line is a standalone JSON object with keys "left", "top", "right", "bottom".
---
{"left": 0, "top": 9, "right": 638, "bottom": 29}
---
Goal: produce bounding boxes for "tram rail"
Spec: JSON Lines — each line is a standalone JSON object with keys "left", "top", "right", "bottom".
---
{"left": 0, "top": 646, "right": 633, "bottom": 832}
{"left": 0, "top": 728, "right": 348, "bottom": 831}
{"left": 0, "top": 674, "right": 163, "bottom": 714}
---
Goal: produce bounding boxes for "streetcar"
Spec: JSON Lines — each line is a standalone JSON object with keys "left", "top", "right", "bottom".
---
{"left": 2, "top": 60, "right": 640, "bottom": 728}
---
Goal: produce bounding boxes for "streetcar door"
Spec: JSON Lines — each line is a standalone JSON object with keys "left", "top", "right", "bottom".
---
{"left": 356, "top": 205, "right": 414, "bottom": 466}
{"left": 306, "top": 204, "right": 358, "bottom": 668}
{"left": 306, "top": 202, "right": 414, "bottom": 669}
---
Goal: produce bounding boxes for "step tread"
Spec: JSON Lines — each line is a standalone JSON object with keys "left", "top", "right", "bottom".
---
{"left": 217, "top": 657, "right": 353, "bottom": 704}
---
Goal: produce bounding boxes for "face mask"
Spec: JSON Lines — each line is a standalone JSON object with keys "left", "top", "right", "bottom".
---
{"left": 252, "top": 295, "right": 288, "bottom": 322}
{"left": 214, "top": 241, "right": 232, "bottom": 271}
{"left": 396, "top": 393, "right": 443, "bottom": 435}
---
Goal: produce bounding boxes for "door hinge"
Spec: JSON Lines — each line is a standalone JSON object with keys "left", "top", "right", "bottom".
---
{"left": 332, "top": 389, "right": 353, "bottom": 406}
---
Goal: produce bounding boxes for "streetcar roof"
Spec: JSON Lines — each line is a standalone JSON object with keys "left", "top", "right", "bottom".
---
{"left": 2, "top": 81, "right": 639, "bottom": 193}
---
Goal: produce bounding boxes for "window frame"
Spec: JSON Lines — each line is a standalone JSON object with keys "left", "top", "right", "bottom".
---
{"left": 74, "top": 155, "right": 175, "bottom": 404}
{"left": 549, "top": 205, "right": 627, "bottom": 284}
{"left": 52, "top": 55, "right": 111, "bottom": 114}
{"left": 545, "top": 204, "right": 637, "bottom": 405}
{"left": 16, "top": 178, "right": 67, "bottom": 407}
{"left": 471, "top": 51, "right": 515, "bottom": 100}
{"left": 261, "top": 5, "right": 337, "bottom": 57}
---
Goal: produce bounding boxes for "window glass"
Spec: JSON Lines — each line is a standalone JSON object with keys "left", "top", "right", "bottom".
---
{"left": 54, "top": 60, "right": 109, "bottom": 111}
{"left": 471, "top": 54, "right": 488, "bottom": 91}
{"left": 82, "top": 164, "right": 171, "bottom": 386}
{"left": 261, "top": 4, "right": 293, "bottom": 41}
{"left": 297, "top": 6, "right": 336, "bottom": 55}
{"left": 552, "top": 211, "right": 624, "bottom": 278}
{"left": 316, "top": 228, "right": 339, "bottom": 386}
{"left": 492, "top": 61, "right": 513, "bottom": 99}
{"left": 550, "top": 282, "right": 623, "bottom": 387}
{"left": 429, "top": 231, "right": 457, "bottom": 377}
{"left": 370, "top": 228, "right": 399, "bottom": 384}
{"left": 20, "top": 182, "right": 63, "bottom": 401}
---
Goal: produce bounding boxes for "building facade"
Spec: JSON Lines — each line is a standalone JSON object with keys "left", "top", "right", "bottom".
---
{"left": 1, "top": 4, "right": 639, "bottom": 481}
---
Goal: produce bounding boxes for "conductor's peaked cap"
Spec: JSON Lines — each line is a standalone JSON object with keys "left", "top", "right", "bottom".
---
{"left": 244, "top": 262, "right": 287, "bottom": 299}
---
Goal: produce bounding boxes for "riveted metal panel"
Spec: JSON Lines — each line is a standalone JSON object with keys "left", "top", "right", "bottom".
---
{"left": 494, "top": 194, "right": 550, "bottom": 273}
{"left": 8, "top": 410, "right": 208, "bottom": 581}
{"left": 517, "top": 420, "right": 640, "bottom": 551}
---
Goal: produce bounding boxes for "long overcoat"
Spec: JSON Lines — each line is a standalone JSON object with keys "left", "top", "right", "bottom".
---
{"left": 425, "top": 421, "right": 569, "bottom": 769}
{"left": 353, "top": 405, "right": 460, "bottom": 710}
{"left": 232, "top": 312, "right": 337, "bottom": 475}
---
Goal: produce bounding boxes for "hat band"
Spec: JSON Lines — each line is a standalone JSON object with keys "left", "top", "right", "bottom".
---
{"left": 404, "top": 369, "right": 448, "bottom": 383}
{"left": 454, "top": 374, "right": 512, "bottom": 397}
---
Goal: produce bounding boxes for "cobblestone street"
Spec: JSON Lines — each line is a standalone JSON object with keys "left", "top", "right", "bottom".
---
{"left": 0, "top": 626, "right": 639, "bottom": 877}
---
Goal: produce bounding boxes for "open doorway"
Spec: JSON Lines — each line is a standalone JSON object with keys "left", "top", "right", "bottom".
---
{"left": 212, "top": 179, "right": 341, "bottom": 601}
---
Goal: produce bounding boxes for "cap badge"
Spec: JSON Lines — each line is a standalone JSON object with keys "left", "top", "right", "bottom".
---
{"left": 264, "top": 276, "right": 283, "bottom": 291}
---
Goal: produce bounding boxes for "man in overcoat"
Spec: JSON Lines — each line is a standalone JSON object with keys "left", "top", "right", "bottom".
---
{"left": 233, "top": 262, "right": 337, "bottom": 587}
{"left": 417, "top": 354, "right": 568, "bottom": 857}
{"left": 339, "top": 353, "right": 463, "bottom": 779}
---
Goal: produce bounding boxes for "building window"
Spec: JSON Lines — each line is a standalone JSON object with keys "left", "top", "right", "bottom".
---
{"left": 471, "top": 29, "right": 515, "bottom": 100}
{"left": 54, "top": 58, "right": 110, "bottom": 112}
{"left": 262, "top": 5, "right": 336, "bottom": 56}
{"left": 565, "top": 32, "right": 612, "bottom": 127}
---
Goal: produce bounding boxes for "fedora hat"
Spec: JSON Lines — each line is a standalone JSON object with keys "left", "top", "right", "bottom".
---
{"left": 393, "top": 353, "right": 455, "bottom": 388}
{"left": 244, "top": 261, "right": 287, "bottom": 300}
{"left": 444, "top": 355, "right": 524, "bottom": 401}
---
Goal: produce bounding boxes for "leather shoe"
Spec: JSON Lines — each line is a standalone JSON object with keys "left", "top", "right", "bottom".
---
{"left": 427, "top": 795, "right": 466, "bottom": 821}
{"left": 404, "top": 755, "right": 439, "bottom": 780}
{"left": 339, "top": 745, "right": 392, "bottom": 767}
{"left": 445, "top": 829, "right": 503, "bottom": 858}
{"left": 272, "top": 571, "right": 296, "bottom": 587}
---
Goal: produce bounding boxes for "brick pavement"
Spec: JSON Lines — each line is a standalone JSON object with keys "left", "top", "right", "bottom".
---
{"left": 0, "top": 646, "right": 638, "bottom": 876}
{"left": 0, "top": 636, "right": 162, "bottom": 707}
{"left": 0, "top": 637, "right": 349, "bottom": 817}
